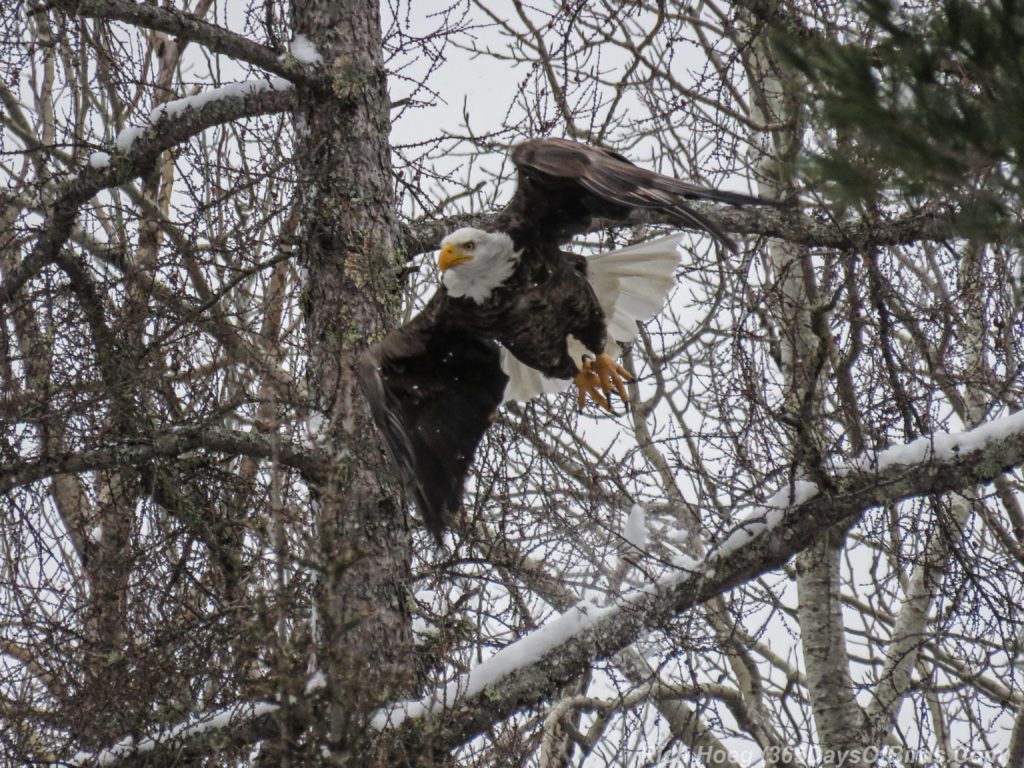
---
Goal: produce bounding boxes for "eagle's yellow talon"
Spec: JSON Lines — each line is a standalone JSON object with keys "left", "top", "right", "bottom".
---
{"left": 574, "top": 354, "right": 631, "bottom": 412}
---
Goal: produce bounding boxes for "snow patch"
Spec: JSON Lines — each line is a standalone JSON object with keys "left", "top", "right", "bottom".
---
{"left": 303, "top": 411, "right": 328, "bottom": 448}
{"left": 623, "top": 504, "right": 647, "bottom": 551}
{"left": 667, "top": 527, "right": 689, "bottom": 544}
{"left": 715, "top": 480, "right": 819, "bottom": 558}
{"left": 114, "top": 126, "right": 145, "bottom": 152}
{"left": 88, "top": 151, "right": 110, "bottom": 169}
{"left": 288, "top": 34, "right": 323, "bottom": 64}
{"left": 305, "top": 671, "right": 326, "bottom": 694}
{"left": 412, "top": 616, "right": 437, "bottom": 639}
{"left": 671, "top": 552, "right": 702, "bottom": 571}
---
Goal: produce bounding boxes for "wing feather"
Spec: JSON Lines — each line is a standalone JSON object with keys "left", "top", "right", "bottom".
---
{"left": 586, "top": 234, "right": 684, "bottom": 346}
{"left": 357, "top": 312, "right": 508, "bottom": 541}
{"left": 503, "top": 137, "right": 770, "bottom": 251}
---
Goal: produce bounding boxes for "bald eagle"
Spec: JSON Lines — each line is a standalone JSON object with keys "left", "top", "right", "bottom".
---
{"left": 358, "top": 138, "right": 769, "bottom": 539}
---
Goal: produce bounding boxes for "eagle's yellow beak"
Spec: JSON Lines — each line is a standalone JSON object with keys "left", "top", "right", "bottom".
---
{"left": 438, "top": 243, "right": 472, "bottom": 272}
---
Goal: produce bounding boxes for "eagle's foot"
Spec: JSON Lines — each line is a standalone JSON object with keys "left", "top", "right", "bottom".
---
{"left": 575, "top": 353, "right": 633, "bottom": 412}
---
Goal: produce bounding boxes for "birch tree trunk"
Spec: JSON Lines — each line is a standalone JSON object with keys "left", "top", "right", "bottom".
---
{"left": 743, "top": 20, "right": 870, "bottom": 765}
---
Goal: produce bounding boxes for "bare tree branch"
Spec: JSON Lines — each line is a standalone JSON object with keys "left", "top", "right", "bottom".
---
{"left": 0, "top": 425, "right": 328, "bottom": 494}
{"left": 0, "top": 83, "right": 296, "bottom": 304}
{"left": 68, "top": 412, "right": 1024, "bottom": 764}
{"left": 399, "top": 204, "right": 959, "bottom": 258}
{"left": 51, "top": 0, "right": 324, "bottom": 87}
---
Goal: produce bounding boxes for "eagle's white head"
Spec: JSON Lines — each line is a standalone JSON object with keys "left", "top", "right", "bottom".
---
{"left": 438, "top": 227, "right": 520, "bottom": 304}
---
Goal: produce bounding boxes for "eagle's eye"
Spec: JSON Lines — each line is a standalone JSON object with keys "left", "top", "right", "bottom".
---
{"left": 463, "top": 241, "right": 475, "bottom": 251}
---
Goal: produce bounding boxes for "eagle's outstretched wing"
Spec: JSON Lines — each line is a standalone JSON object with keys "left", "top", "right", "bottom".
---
{"left": 498, "top": 137, "right": 768, "bottom": 251}
{"left": 357, "top": 304, "right": 508, "bottom": 541}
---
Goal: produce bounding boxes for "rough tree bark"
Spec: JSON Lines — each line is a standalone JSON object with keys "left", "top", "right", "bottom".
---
{"left": 290, "top": 0, "right": 413, "bottom": 762}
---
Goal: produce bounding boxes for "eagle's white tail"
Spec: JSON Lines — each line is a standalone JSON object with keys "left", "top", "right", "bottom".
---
{"left": 499, "top": 234, "right": 681, "bottom": 404}
{"left": 501, "top": 349, "right": 570, "bottom": 403}
{"left": 586, "top": 234, "right": 683, "bottom": 356}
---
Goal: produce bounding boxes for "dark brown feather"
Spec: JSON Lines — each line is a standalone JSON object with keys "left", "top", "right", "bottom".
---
{"left": 495, "top": 137, "right": 771, "bottom": 252}
{"left": 357, "top": 299, "right": 508, "bottom": 541}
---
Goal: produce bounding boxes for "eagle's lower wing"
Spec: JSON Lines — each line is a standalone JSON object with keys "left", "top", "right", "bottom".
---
{"left": 504, "top": 137, "right": 769, "bottom": 251}
{"left": 357, "top": 312, "right": 508, "bottom": 541}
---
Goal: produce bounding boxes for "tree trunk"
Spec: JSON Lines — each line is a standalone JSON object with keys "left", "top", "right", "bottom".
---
{"left": 290, "top": 0, "right": 413, "bottom": 761}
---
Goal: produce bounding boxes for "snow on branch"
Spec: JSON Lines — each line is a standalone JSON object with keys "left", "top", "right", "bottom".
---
{"left": 0, "top": 80, "right": 296, "bottom": 305}
{"left": 52, "top": 0, "right": 324, "bottom": 87}
{"left": 67, "top": 674, "right": 331, "bottom": 766}
{"left": 372, "top": 599, "right": 619, "bottom": 731}
{"left": 153, "top": 79, "right": 293, "bottom": 122}
{"left": 375, "top": 408, "right": 1024, "bottom": 750}
{"left": 63, "top": 409, "right": 1024, "bottom": 765}
{"left": 103, "top": 77, "right": 295, "bottom": 161}
{"left": 69, "top": 699, "right": 281, "bottom": 767}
